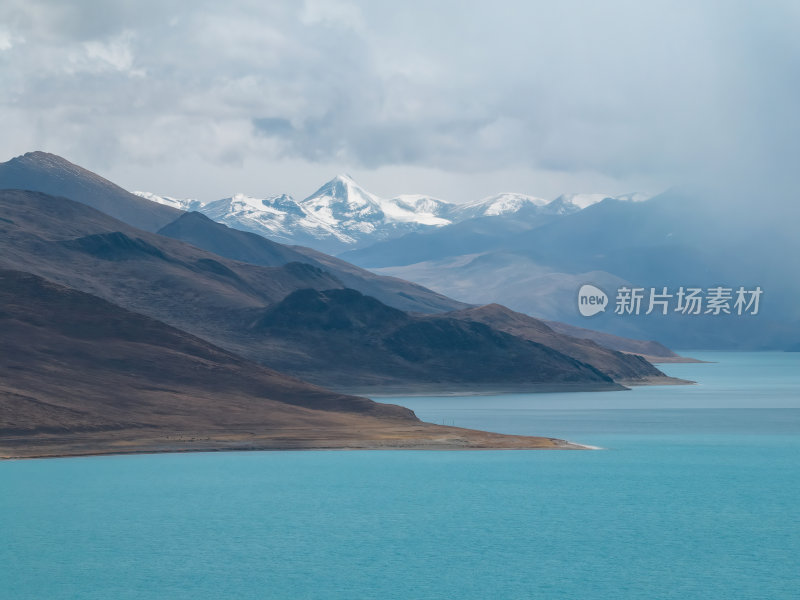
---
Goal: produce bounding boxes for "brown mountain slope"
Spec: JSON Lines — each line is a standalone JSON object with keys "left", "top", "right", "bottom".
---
{"left": 446, "top": 304, "right": 688, "bottom": 384}
{"left": 0, "top": 189, "right": 346, "bottom": 344}
{"left": 246, "top": 288, "right": 621, "bottom": 391}
{"left": 0, "top": 271, "right": 582, "bottom": 458}
{"left": 0, "top": 190, "right": 623, "bottom": 392}
{"left": 158, "top": 211, "right": 467, "bottom": 314}
{"left": 543, "top": 320, "right": 700, "bottom": 363}
{"left": 0, "top": 151, "right": 182, "bottom": 231}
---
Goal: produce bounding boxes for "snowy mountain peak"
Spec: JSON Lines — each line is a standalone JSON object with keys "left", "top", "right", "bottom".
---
{"left": 135, "top": 176, "right": 654, "bottom": 254}
{"left": 392, "top": 194, "right": 453, "bottom": 216}
{"left": 299, "top": 175, "right": 386, "bottom": 233}
{"left": 307, "top": 174, "right": 376, "bottom": 200}
{"left": 451, "top": 193, "right": 549, "bottom": 220}
{"left": 133, "top": 191, "right": 205, "bottom": 212}
{"left": 553, "top": 193, "right": 613, "bottom": 210}
{"left": 334, "top": 173, "right": 356, "bottom": 184}
{"left": 230, "top": 193, "right": 271, "bottom": 211}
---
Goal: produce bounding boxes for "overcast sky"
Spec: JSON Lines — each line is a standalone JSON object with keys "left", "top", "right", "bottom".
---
{"left": 1, "top": 0, "right": 798, "bottom": 204}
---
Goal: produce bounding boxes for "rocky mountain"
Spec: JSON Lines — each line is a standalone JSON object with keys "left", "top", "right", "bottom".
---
{"left": 446, "top": 304, "right": 677, "bottom": 382}
{"left": 0, "top": 269, "right": 408, "bottom": 423}
{"left": 0, "top": 189, "right": 626, "bottom": 392}
{"left": 1, "top": 269, "right": 574, "bottom": 458}
{"left": 136, "top": 176, "right": 640, "bottom": 253}
{"left": 336, "top": 194, "right": 640, "bottom": 267}
{"left": 0, "top": 190, "right": 346, "bottom": 340}
{"left": 135, "top": 190, "right": 204, "bottom": 212}
{"left": 157, "top": 211, "right": 466, "bottom": 314}
{"left": 247, "top": 288, "right": 620, "bottom": 391}
{"left": 155, "top": 213, "right": 671, "bottom": 384}
{"left": 446, "top": 193, "right": 549, "bottom": 220}
{"left": 297, "top": 175, "right": 452, "bottom": 246}
{"left": 0, "top": 151, "right": 181, "bottom": 231}
{"left": 339, "top": 216, "right": 559, "bottom": 268}
{"left": 140, "top": 176, "right": 454, "bottom": 254}
{"left": 367, "top": 190, "right": 799, "bottom": 349}
{"left": 0, "top": 150, "right": 692, "bottom": 360}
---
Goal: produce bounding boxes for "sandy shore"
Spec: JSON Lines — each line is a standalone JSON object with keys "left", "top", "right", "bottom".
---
{"left": 629, "top": 353, "right": 708, "bottom": 364}
{"left": 353, "top": 376, "right": 695, "bottom": 397}
{"left": 0, "top": 422, "right": 594, "bottom": 460}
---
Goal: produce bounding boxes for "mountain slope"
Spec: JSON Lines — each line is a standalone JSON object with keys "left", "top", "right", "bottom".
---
{"left": 371, "top": 190, "right": 799, "bottom": 349}
{"left": 292, "top": 175, "right": 452, "bottom": 252}
{"left": 0, "top": 269, "right": 408, "bottom": 423}
{"left": 448, "top": 193, "right": 549, "bottom": 220}
{"left": 338, "top": 193, "right": 638, "bottom": 268}
{"left": 543, "top": 320, "right": 683, "bottom": 360}
{"left": 340, "top": 215, "right": 559, "bottom": 267}
{"left": 0, "top": 190, "right": 620, "bottom": 392}
{"left": 1, "top": 270, "right": 577, "bottom": 458}
{"left": 248, "top": 288, "right": 620, "bottom": 391}
{"left": 200, "top": 192, "right": 345, "bottom": 248}
{"left": 0, "top": 151, "right": 182, "bottom": 231}
{"left": 446, "top": 304, "right": 674, "bottom": 382}
{"left": 0, "top": 189, "right": 348, "bottom": 350}
{"left": 157, "top": 211, "right": 467, "bottom": 313}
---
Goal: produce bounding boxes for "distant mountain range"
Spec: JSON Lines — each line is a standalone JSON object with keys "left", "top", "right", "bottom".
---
{"left": 129, "top": 160, "right": 798, "bottom": 350}
{"left": 5, "top": 151, "right": 794, "bottom": 350}
{"left": 361, "top": 191, "right": 800, "bottom": 349}
{"left": 136, "top": 175, "right": 647, "bottom": 253}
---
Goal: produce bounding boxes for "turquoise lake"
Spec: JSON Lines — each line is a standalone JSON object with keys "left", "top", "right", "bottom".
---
{"left": 2, "top": 352, "right": 799, "bottom": 599}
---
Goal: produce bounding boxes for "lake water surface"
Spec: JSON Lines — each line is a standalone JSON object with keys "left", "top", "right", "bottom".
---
{"left": 2, "top": 352, "right": 799, "bottom": 599}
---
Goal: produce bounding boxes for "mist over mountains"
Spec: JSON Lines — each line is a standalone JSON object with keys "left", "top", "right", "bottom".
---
{"left": 2, "top": 150, "right": 795, "bottom": 355}
{"left": 365, "top": 190, "right": 800, "bottom": 350}
{"left": 131, "top": 159, "right": 797, "bottom": 350}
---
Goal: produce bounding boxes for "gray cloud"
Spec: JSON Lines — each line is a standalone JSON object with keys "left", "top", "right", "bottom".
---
{"left": 1, "top": 0, "right": 798, "bottom": 206}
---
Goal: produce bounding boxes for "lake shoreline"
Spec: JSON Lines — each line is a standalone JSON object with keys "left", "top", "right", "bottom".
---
{"left": 0, "top": 423, "right": 593, "bottom": 460}
{"left": 360, "top": 375, "right": 691, "bottom": 398}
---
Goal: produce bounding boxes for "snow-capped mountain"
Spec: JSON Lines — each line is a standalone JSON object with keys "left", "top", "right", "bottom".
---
{"left": 391, "top": 194, "right": 452, "bottom": 221}
{"left": 449, "top": 193, "right": 549, "bottom": 220}
{"left": 136, "top": 178, "right": 651, "bottom": 253}
{"left": 200, "top": 192, "right": 353, "bottom": 247}
{"left": 133, "top": 191, "right": 205, "bottom": 213}
{"left": 139, "top": 175, "right": 457, "bottom": 252}
{"left": 542, "top": 193, "right": 611, "bottom": 215}
{"left": 297, "top": 175, "right": 451, "bottom": 235}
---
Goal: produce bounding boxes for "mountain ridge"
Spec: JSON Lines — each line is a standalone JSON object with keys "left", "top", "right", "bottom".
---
{"left": 0, "top": 189, "right": 636, "bottom": 392}
{"left": 0, "top": 151, "right": 181, "bottom": 232}
{"left": 1, "top": 269, "right": 581, "bottom": 458}
{"left": 135, "top": 175, "right": 644, "bottom": 253}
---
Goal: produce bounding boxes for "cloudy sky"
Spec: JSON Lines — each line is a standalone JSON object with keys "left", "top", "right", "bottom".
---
{"left": 1, "top": 0, "right": 798, "bottom": 203}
